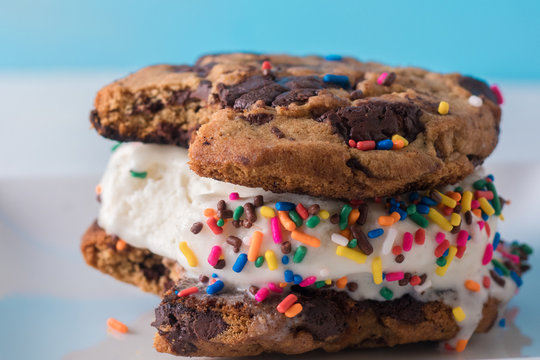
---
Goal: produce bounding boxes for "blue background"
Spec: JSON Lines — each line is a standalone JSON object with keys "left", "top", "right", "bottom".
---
{"left": 2, "top": 0, "right": 540, "bottom": 80}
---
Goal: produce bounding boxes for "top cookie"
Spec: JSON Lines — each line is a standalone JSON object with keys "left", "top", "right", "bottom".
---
{"left": 91, "top": 53, "right": 501, "bottom": 199}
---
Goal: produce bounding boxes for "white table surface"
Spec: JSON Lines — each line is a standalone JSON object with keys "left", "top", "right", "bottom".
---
{"left": 0, "top": 73, "right": 539, "bottom": 359}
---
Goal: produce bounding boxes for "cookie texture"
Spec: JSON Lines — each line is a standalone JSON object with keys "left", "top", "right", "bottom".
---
{"left": 152, "top": 280, "right": 500, "bottom": 357}
{"left": 81, "top": 221, "right": 182, "bottom": 295}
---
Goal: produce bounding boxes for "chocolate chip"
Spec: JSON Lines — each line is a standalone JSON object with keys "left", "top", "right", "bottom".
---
{"left": 356, "top": 203, "right": 368, "bottom": 225}
{"left": 217, "top": 209, "right": 233, "bottom": 219}
{"left": 350, "top": 224, "right": 373, "bottom": 255}
{"left": 272, "top": 88, "right": 319, "bottom": 107}
{"left": 382, "top": 72, "right": 396, "bottom": 86}
{"left": 199, "top": 275, "right": 209, "bottom": 283}
{"left": 330, "top": 214, "right": 340, "bottom": 224}
{"left": 244, "top": 202, "right": 257, "bottom": 223}
{"left": 213, "top": 259, "right": 226, "bottom": 269}
{"left": 458, "top": 76, "right": 498, "bottom": 103}
{"left": 217, "top": 200, "right": 226, "bottom": 211}
{"left": 308, "top": 204, "right": 320, "bottom": 215}
{"left": 242, "top": 113, "right": 274, "bottom": 125}
{"left": 271, "top": 126, "right": 285, "bottom": 139}
{"left": 318, "top": 100, "right": 424, "bottom": 143}
{"left": 346, "top": 282, "right": 358, "bottom": 292}
{"left": 490, "top": 269, "right": 506, "bottom": 287}
{"left": 254, "top": 195, "right": 264, "bottom": 207}
{"left": 249, "top": 286, "right": 259, "bottom": 295}
{"left": 395, "top": 254, "right": 405, "bottom": 263}
{"left": 226, "top": 236, "right": 242, "bottom": 253}
{"left": 281, "top": 241, "right": 292, "bottom": 254}
{"left": 349, "top": 89, "right": 364, "bottom": 100}
{"left": 190, "top": 222, "right": 203, "bottom": 234}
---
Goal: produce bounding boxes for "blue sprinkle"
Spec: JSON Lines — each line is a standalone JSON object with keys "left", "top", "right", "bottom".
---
{"left": 212, "top": 273, "right": 218, "bottom": 278}
{"left": 420, "top": 196, "right": 438, "bottom": 207}
{"left": 487, "top": 174, "right": 495, "bottom": 181}
{"left": 494, "top": 267, "right": 504, "bottom": 276}
{"left": 368, "top": 228, "right": 384, "bottom": 238}
{"left": 284, "top": 270, "right": 294, "bottom": 283}
{"left": 206, "top": 280, "right": 224, "bottom": 294}
{"left": 376, "top": 139, "right": 393, "bottom": 150}
{"left": 443, "top": 248, "right": 449, "bottom": 257}
{"left": 396, "top": 208, "right": 407, "bottom": 220}
{"left": 276, "top": 201, "right": 295, "bottom": 211}
{"left": 416, "top": 204, "right": 430, "bottom": 214}
{"left": 409, "top": 192, "right": 420, "bottom": 201}
{"left": 482, "top": 212, "right": 489, "bottom": 221}
{"left": 281, "top": 255, "right": 290, "bottom": 265}
{"left": 499, "top": 318, "right": 506, "bottom": 328}
{"left": 493, "top": 232, "right": 501, "bottom": 250}
{"left": 468, "top": 234, "right": 472, "bottom": 241}
{"left": 325, "top": 54, "right": 342, "bottom": 61}
{"left": 293, "top": 274, "right": 303, "bottom": 284}
{"left": 389, "top": 205, "right": 398, "bottom": 213}
{"left": 382, "top": 273, "right": 386, "bottom": 280}
{"left": 323, "top": 74, "right": 350, "bottom": 87}
{"left": 232, "top": 253, "right": 248, "bottom": 273}
{"left": 174, "top": 290, "right": 179, "bottom": 295}
{"left": 510, "top": 271, "right": 523, "bottom": 287}
{"left": 389, "top": 198, "right": 398, "bottom": 206}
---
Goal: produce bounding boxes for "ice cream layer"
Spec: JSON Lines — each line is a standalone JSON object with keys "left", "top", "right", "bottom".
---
{"left": 98, "top": 142, "right": 524, "bottom": 349}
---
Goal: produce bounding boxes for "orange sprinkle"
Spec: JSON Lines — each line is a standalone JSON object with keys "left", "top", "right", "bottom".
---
{"left": 95, "top": 184, "right": 102, "bottom": 195}
{"left": 284, "top": 303, "right": 303, "bottom": 318}
{"left": 107, "top": 318, "right": 128, "bottom": 333}
{"left": 442, "top": 206, "right": 454, "bottom": 216}
{"left": 178, "top": 286, "right": 198, "bottom": 297}
{"left": 392, "top": 139, "right": 404, "bottom": 150}
{"left": 378, "top": 215, "right": 395, "bottom": 226}
{"left": 392, "top": 245, "right": 402, "bottom": 255}
{"left": 291, "top": 230, "right": 321, "bottom": 247}
{"left": 472, "top": 208, "right": 482, "bottom": 218}
{"left": 115, "top": 239, "right": 127, "bottom": 251}
{"left": 210, "top": 278, "right": 217, "bottom": 284}
{"left": 390, "top": 211, "right": 401, "bottom": 222}
{"left": 204, "top": 208, "right": 216, "bottom": 217}
{"left": 340, "top": 228, "right": 352, "bottom": 240}
{"left": 455, "top": 339, "right": 468, "bottom": 352}
{"left": 279, "top": 282, "right": 288, "bottom": 288}
{"left": 464, "top": 280, "right": 481, "bottom": 292}
{"left": 248, "top": 231, "right": 263, "bottom": 261}
{"left": 446, "top": 191, "right": 462, "bottom": 202}
{"left": 336, "top": 276, "right": 348, "bottom": 289}
{"left": 278, "top": 211, "right": 296, "bottom": 231}
{"left": 348, "top": 208, "right": 360, "bottom": 225}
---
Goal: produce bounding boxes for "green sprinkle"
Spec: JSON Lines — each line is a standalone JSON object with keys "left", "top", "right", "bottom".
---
{"left": 255, "top": 256, "right": 265, "bottom": 268}
{"left": 520, "top": 243, "right": 533, "bottom": 255}
{"left": 491, "top": 259, "right": 510, "bottom": 276}
{"left": 111, "top": 142, "right": 122, "bottom": 152}
{"left": 306, "top": 216, "right": 320, "bottom": 228}
{"left": 436, "top": 256, "right": 447, "bottom": 267}
{"left": 293, "top": 246, "right": 307, "bottom": 263}
{"left": 130, "top": 170, "right": 147, "bottom": 178}
{"left": 409, "top": 213, "right": 428, "bottom": 228}
{"left": 216, "top": 218, "right": 224, "bottom": 227}
{"left": 473, "top": 179, "right": 487, "bottom": 190}
{"left": 380, "top": 287, "right": 393, "bottom": 300}
{"left": 233, "top": 206, "right": 244, "bottom": 221}
{"left": 454, "top": 186, "right": 463, "bottom": 193}
{"left": 315, "top": 280, "right": 326, "bottom": 288}
{"left": 406, "top": 204, "right": 417, "bottom": 215}
{"left": 348, "top": 238, "right": 358, "bottom": 248}
{"left": 485, "top": 182, "right": 501, "bottom": 216}
{"left": 288, "top": 210, "right": 303, "bottom": 227}
{"left": 340, "top": 204, "right": 352, "bottom": 230}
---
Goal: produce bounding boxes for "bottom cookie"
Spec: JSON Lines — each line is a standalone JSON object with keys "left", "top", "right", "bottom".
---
{"left": 81, "top": 221, "right": 182, "bottom": 295}
{"left": 152, "top": 281, "right": 500, "bottom": 357}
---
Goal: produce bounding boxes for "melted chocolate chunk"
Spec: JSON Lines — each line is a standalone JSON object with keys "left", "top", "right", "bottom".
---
{"left": 280, "top": 76, "right": 325, "bottom": 89}
{"left": 171, "top": 63, "right": 215, "bottom": 77}
{"left": 141, "top": 263, "right": 167, "bottom": 282}
{"left": 168, "top": 89, "right": 191, "bottom": 106}
{"left": 370, "top": 294, "right": 424, "bottom": 324}
{"left": 190, "top": 80, "right": 212, "bottom": 101}
{"left": 131, "top": 95, "right": 164, "bottom": 115}
{"left": 218, "top": 76, "right": 276, "bottom": 107}
{"left": 467, "top": 154, "right": 485, "bottom": 166}
{"left": 234, "top": 83, "right": 288, "bottom": 110}
{"left": 272, "top": 88, "right": 319, "bottom": 107}
{"left": 318, "top": 100, "right": 424, "bottom": 142}
{"left": 349, "top": 89, "right": 364, "bottom": 100}
{"left": 241, "top": 113, "right": 274, "bottom": 125}
{"left": 458, "top": 76, "right": 498, "bottom": 103}
{"left": 300, "top": 295, "right": 346, "bottom": 340}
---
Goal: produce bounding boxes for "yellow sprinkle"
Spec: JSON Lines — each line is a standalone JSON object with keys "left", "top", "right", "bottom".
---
{"left": 325, "top": 279, "right": 332, "bottom": 285}
{"left": 179, "top": 242, "right": 198, "bottom": 267}
{"left": 336, "top": 246, "right": 366, "bottom": 264}
{"left": 319, "top": 210, "right": 330, "bottom": 219}
{"left": 461, "top": 191, "right": 473, "bottom": 213}
{"left": 428, "top": 208, "right": 453, "bottom": 231}
{"left": 372, "top": 257, "right": 383, "bottom": 284}
{"left": 436, "top": 246, "right": 457, "bottom": 276}
{"left": 452, "top": 306, "right": 466, "bottom": 322}
{"left": 435, "top": 190, "right": 457, "bottom": 208}
{"left": 499, "top": 213, "right": 505, "bottom": 221}
{"left": 260, "top": 206, "right": 275, "bottom": 218}
{"left": 478, "top": 197, "right": 495, "bottom": 216}
{"left": 392, "top": 134, "right": 409, "bottom": 147}
{"left": 438, "top": 101, "right": 449, "bottom": 115}
{"left": 265, "top": 250, "right": 278, "bottom": 271}
{"left": 450, "top": 213, "right": 461, "bottom": 227}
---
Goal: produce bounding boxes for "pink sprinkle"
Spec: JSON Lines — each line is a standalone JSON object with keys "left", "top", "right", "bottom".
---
{"left": 457, "top": 230, "right": 469, "bottom": 246}
{"left": 207, "top": 245, "right": 222, "bottom": 266}
{"left": 348, "top": 139, "right": 357, "bottom": 148}
{"left": 271, "top": 217, "right": 282, "bottom": 244}
{"left": 435, "top": 232, "right": 446, "bottom": 244}
{"left": 299, "top": 276, "right": 317, "bottom": 287}
{"left": 268, "top": 282, "right": 283, "bottom": 293}
{"left": 498, "top": 250, "right": 520, "bottom": 264}
{"left": 482, "top": 243, "right": 493, "bottom": 265}
{"left": 402, "top": 232, "right": 413, "bottom": 252}
{"left": 229, "top": 192, "right": 239, "bottom": 200}
{"left": 471, "top": 199, "right": 480, "bottom": 209}
{"left": 490, "top": 84, "right": 504, "bottom": 105}
{"left": 478, "top": 221, "right": 485, "bottom": 230}
{"left": 255, "top": 287, "right": 269, "bottom": 302}
{"left": 386, "top": 272, "right": 404, "bottom": 281}
{"left": 377, "top": 72, "right": 388, "bottom": 85}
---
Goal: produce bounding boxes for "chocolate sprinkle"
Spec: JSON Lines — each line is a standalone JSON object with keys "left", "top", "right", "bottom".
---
{"left": 190, "top": 222, "right": 203, "bottom": 234}
{"left": 271, "top": 126, "right": 285, "bottom": 139}
{"left": 281, "top": 241, "right": 292, "bottom": 254}
{"left": 350, "top": 224, "right": 373, "bottom": 255}
{"left": 254, "top": 195, "right": 264, "bottom": 207}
